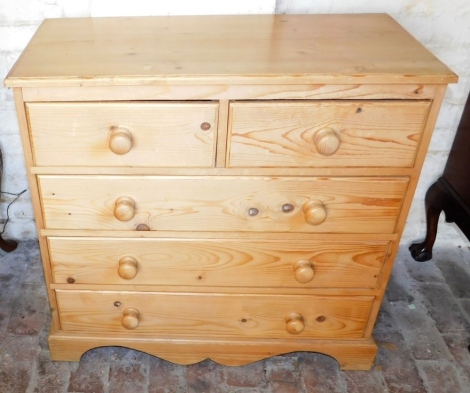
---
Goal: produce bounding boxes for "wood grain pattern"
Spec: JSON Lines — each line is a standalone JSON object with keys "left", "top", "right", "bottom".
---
{"left": 11, "top": 88, "right": 63, "bottom": 331}
{"left": 41, "top": 230, "right": 398, "bottom": 242}
{"left": 56, "top": 290, "right": 374, "bottom": 339}
{"left": 26, "top": 102, "right": 218, "bottom": 167}
{"left": 228, "top": 100, "right": 430, "bottom": 168}
{"left": 38, "top": 175, "right": 409, "bottom": 233}
{"left": 29, "top": 165, "right": 419, "bottom": 177}
{"left": 6, "top": 14, "right": 455, "bottom": 370}
{"left": 48, "top": 333, "right": 378, "bottom": 369}
{"left": 215, "top": 100, "right": 229, "bottom": 167}
{"left": 5, "top": 15, "right": 456, "bottom": 87}
{"left": 50, "top": 284, "right": 383, "bottom": 297}
{"left": 20, "top": 84, "right": 441, "bottom": 102}
{"left": 48, "top": 237, "right": 389, "bottom": 288}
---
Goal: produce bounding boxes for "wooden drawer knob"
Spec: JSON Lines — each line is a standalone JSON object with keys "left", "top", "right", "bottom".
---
{"left": 118, "top": 256, "right": 138, "bottom": 279}
{"left": 293, "top": 259, "right": 315, "bottom": 283}
{"left": 114, "top": 196, "right": 135, "bottom": 221}
{"left": 109, "top": 127, "right": 133, "bottom": 155}
{"left": 314, "top": 127, "right": 340, "bottom": 156}
{"left": 303, "top": 200, "right": 326, "bottom": 226}
{"left": 121, "top": 307, "right": 140, "bottom": 330}
{"left": 285, "top": 312, "right": 305, "bottom": 335}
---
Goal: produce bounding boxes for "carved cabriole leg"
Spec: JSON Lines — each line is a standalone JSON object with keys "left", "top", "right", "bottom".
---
{"left": 0, "top": 149, "right": 18, "bottom": 253}
{"left": 409, "top": 178, "right": 452, "bottom": 262}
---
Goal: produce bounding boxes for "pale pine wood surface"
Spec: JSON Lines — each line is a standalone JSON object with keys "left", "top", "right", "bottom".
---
{"left": 38, "top": 175, "right": 408, "bottom": 233}
{"left": 56, "top": 290, "right": 373, "bottom": 339}
{"left": 5, "top": 14, "right": 456, "bottom": 87}
{"left": 12, "top": 89, "right": 62, "bottom": 331}
{"left": 49, "top": 284, "right": 382, "bottom": 297}
{"left": 5, "top": 14, "right": 456, "bottom": 370}
{"left": 30, "top": 165, "right": 417, "bottom": 177}
{"left": 48, "top": 237, "right": 389, "bottom": 288}
{"left": 21, "top": 84, "right": 441, "bottom": 102}
{"left": 215, "top": 100, "right": 229, "bottom": 168}
{"left": 228, "top": 100, "right": 430, "bottom": 168}
{"left": 27, "top": 102, "right": 218, "bottom": 167}
{"left": 48, "top": 334, "right": 378, "bottom": 369}
{"left": 41, "top": 230, "right": 398, "bottom": 242}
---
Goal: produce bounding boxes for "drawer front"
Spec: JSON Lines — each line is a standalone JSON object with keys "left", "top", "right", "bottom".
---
{"left": 228, "top": 100, "right": 430, "bottom": 168}
{"left": 49, "top": 237, "right": 389, "bottom": 288}
{"left": 26, "top": 102, "right": 218, "bottom": 167}
{"left": 56, "top": 290, "right": 374, "bottom": 339}
{"left": 39, "top": 176, "right": 408, "bottom": 233}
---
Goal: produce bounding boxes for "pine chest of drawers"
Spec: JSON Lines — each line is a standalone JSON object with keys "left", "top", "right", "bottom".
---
{"left": 5, "top": 14, "right": 456, "bottom": 370}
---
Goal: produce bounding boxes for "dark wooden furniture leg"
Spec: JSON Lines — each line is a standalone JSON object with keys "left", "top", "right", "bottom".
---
{"left": 409, "top": 177, "right": 470, "bottom": 262}
{"left": 0, "top": 148, "right": 18, "bottom": 253}
{"left": 0, "top": 234, "right": 18, "bottom": 253}
{"left": 410, "top": 94, "right": 470, "bottom": 262}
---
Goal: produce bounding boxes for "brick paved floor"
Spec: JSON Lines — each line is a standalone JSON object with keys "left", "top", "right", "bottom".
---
{"left": 1, "top": 239, "right": 470, "bottom": 393}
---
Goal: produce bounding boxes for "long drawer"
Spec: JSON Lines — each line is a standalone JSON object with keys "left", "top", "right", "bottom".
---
{"left": 26, "top": 102, "right": 218, "bottom": 167}
{"left": 48, "top": 237, "right": 390, "bottom": 288}
{"left": 228, "top": 100, "right": 430, "bottom": 168}
{"left": 56, "top": 290, "right": 374, "bottom": 339}
{"left": 38, "top": 176, "right": 409, "bottom": 233}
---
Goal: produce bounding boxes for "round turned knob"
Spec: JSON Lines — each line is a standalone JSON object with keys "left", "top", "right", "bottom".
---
{"left": 114, "top": 196, "right": 136, "bottom": 221}
{"left": 303, "top": 200, "right": 327, "bottom": 226}
{"left": 293, "top": 259, "right": 315, "bottom": 284}
{"left": 314, "top": 128, "right": 340, "bottom": 156}
{"left": 118, "top": 256, "right": 138, "bottom": 280}
{"left": 121, "top": 307, "right": 140, "bottom": 330}
{"left": 109, "top": 127, "right": 133, "bottom": 155}
{"left": 247, "top": 207, "right": 259, "bottom": 217}
{"left": 285, "top": 312, "right": 305, "bottom": 335}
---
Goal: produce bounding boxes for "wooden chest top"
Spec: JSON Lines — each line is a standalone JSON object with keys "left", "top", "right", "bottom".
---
{"left": 5, "top": 14, "right": 457, "bottom": 87}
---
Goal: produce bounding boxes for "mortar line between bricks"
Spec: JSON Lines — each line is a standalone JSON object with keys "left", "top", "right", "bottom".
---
{"left": 415, "top": 358, "right": 468, "bottom": 393}
{"left": 104, "top": 355, "right": 111, "bottom": 393}
{"left": 457, "top": 299, "right": 470, "bottom": 323}
{"left": 25, "top": 354, "right": 39, "bottom": 393}
{"left": 185, "top": 363, "right": 189, "bottom": 393}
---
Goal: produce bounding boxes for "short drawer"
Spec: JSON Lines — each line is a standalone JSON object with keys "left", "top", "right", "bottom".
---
{"left": 38, "top": 175, "right": 408, "bottom": 233}
{"left": 56, "top": 290, "right": 374, "bottom": 339}
{"left": 227, "top": 100, "right": 430, "bottom": 168}
{"left": 49, "top": 237, "right": 390, "bottom": 288}
{"left": 26, "top": 102, "right": 218, "bottom": 167}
